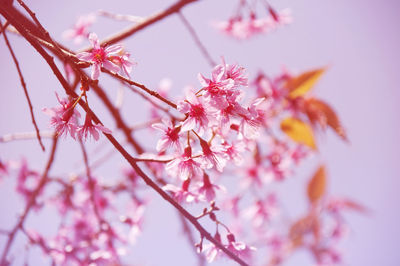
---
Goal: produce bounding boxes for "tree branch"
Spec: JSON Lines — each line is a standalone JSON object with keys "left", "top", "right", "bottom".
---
{"left": 0, "top": 18, "right": 45, "bottom": 151}
{"left": 178, "top": 11, "right": 216, "bottom": 67}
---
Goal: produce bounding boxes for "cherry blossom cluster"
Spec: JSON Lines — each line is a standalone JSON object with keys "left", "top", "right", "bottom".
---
{"left": 215, "top": 0, "right": 292, "bottom": 39}
{"left": 0, "top": 1, "right": 363, "bottom": 266}
{"left": 1, "top": 157, "right": 147, "bottom": 265}
{"left": 76, "top": 33, "right": 134, "bottom": 80}
{"left": 43, "top": 92, "right": 111, "bottom": 141}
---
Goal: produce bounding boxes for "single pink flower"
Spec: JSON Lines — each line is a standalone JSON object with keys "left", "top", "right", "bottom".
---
{"left": 76, "top": 33, "right": 123, "bottom": 80}
{"left": 152, "top": 119, "right": 182, "bottom": 152}
{"left": 225, "top": 233, "right": 256, "bottom": 262}
{"left": 109, "top": 51, "right": 135, "bottom": 77}
{"left": 198, "top": 62, "right": 235, "bottom": 108}
{"left": 222, "top": 140, "right": 246, "bottom": 166}
{"left": 166, "top": 146, "right": 203, "bottom": 180}
{"left": 43, "top": 93, "right": 80, "bottom": 139}
{"left": 199, "top": 138, "right": 226, "bottom": 172}
{"left": 178, "top": 90, "right": 215, "bottom": 134}
{"left": 63, "top": 14, "right": 96, "bottom": 44}
{"left": 163, "top": 178, "right": 201, "bottom": 203}
{"left": 224, "top": 61, "right": 248, "bottom": 87}
{"left": 196, "top": 173, "right": 225, "bottom": 202}
{"left": 244, "top": 194, "right": 280, "bottom": 228}
{"left": 77, "top": 113, "right": 111, "bottom": 141}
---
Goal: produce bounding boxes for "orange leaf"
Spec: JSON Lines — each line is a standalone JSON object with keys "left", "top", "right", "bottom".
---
{"left": 285, "top": 67, "right": 326, "bottom": 99}
{"left": 307, "top": 165, "right": 326, "bottom": 203}
{"left": 305, "top": 98, "right": 347, "bottom": 141}
{"left": 289, "top": 215, "right": 316, "bottom": 248}
{"left": 342, "top": 199, "right": 369, "bottom": 214}
{"left": 281, "top": 117, "right": 317, "bottom": 150}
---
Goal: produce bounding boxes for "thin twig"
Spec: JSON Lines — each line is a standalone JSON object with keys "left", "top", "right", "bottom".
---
{"left": 102, "top": 68, "right": 178, "bottom": 109}
{"left": 81, "top": 0, "right": 200, "bottom": 51}
{"left": 178, "top": 11, "right": 216, "bottom": 67}
{"left": 179, "top": 213, "right": 207, "bottom": 266}
{"left": 0, "top": 131, "right": 54, "bottom": 143}
{"left": 97, "top": 10, "right": 145, "bottom": 23}
{"left": 0, "top": 20, "right": 10, "bottom": 35}
{"left": 0, "top": 18, "right": 45, "bottom": 151}
{"left": 78, "top": 139, "right": 103, "bottom": 222}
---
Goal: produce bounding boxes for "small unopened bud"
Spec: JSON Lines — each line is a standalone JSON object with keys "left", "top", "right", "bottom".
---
{"left": 209, "top": 212, "right": 216, "bottom": 221}
{"left": 227, "top": 233, "right": 236, "bottom": 243}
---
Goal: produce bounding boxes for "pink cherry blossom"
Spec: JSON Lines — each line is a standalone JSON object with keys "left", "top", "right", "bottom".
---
{"left": 43, "top": 93, "right": 80, "bottom": 139}
{"left": 16, "top": 159, "right": 41, "bottom": 204}
{"left": 196, "top": 173, "right": 225, "bottom": 202}
{"left": 198, "top": 63, "right": 234, "bottom": 108}
{"left": 163, "top": 178, "right": 201, "bottom": 203}
{"left": 226, "top": 233, "right": 256, "bottom": 262}
{"left": 76, "top": 33, "right": 123, "bottom": 80}
{"left": 109, "top": 51, "right": 135, "bottom": 77}
{"left": 166, "top": 146, "right": 203, "bottom": 180}
{"left": 222, "top": 140, "right": 246, "bottom": 166}
{"left": 239, "top": 97, "right": 266, "bottom": 139}
{"left": 244, "top": 194, "right": 280, "bottom": 228}
{"left": 178, "top": 90, "right": 215, "bottom": 134}
{"left": 77, "top": 113, "right": 112, "bottom": 141}
{"left": 199, "top": 138, "right": 226, "bottom": 172}
{"left": 215, "top": 8, "right": 292, "bottom": 40}
{"left": 224, "top": 60, "right": 248, "bottom": 87}
{"left": 63, "top": 14, "right": 96, "bottom": 44}
{"left": 152, "top": 119, "right": 182, "bottom": 152}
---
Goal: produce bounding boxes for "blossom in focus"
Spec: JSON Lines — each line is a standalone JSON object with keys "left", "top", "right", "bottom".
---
{"left": 42, "top": 93, "right": 80, "bottom": 139}
{"left": 77, "top": 113, "right": 112, "bottom": 141}
{"left": 152, "top": 119, "right": 182, "bottom": 152}
{"left": 63, "top": 14, "right": 96, "bottom": 44}
{"left": 178, "top": 89, "right": 215, "bottom": 134}
{"left": 166, "top": 146, "right": 203, "bottom": 180}
{"left": 76, "top": 33, "right": 123, "bottom": 79}
{"left": 199, "top": 138, "right": 226, "bottom": 172}
{"left": 109, "top": 51, "right": 135, "bottom": 77}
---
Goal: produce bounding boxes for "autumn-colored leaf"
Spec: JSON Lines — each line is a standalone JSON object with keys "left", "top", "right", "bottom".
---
{"left": 341, "top": 199, "right": 368, "bottom": 213}
{"left": 305, "top": 98, "right": 348, "bottom": 141}
{"left": 307, "top": 165, "right": 326, "bottom": 203}
{"left": 285, "top": 67, "right": 326, "bottom": 99}
{"left": 281, "top": 117, "right": 317, "bottom": 150}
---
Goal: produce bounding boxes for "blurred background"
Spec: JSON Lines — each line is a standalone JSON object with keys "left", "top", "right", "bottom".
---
{"left": 0, "top": 0, "right": 399, "bottom": 265}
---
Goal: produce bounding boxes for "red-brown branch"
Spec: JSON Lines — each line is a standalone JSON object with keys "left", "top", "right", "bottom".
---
{"left": 102, "top": 68, "right": 178, "bottom": 109}
{"left": 178, "top": 11, "right": 216, "bottom": 67}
